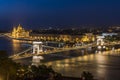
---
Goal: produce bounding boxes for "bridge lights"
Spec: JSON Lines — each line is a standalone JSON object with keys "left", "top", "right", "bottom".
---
{"left": 103, "top": 46, "right": 106, "bottom": 49}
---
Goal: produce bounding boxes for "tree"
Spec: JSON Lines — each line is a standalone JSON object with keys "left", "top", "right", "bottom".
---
{"left": 0, "top": 51, "right": 25, "bottom": 80}
{"left": 81, "top": 71, "right": 94, "bottom": 80}
{"left": 22, "top": 65, "right": 62, "bottom": 80}
{"left": 0, "top": 51, "right": 19, "bottom": 80}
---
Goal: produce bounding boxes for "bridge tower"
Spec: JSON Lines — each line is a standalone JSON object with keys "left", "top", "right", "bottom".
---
{"left": 97, "top": 36, "right": 105, "bottom": 46}
{"left": 33, "top": 41, "right": 43, "bottom": 54}
{"left": 96, "top": 36, "right": 105, "bottom": 52}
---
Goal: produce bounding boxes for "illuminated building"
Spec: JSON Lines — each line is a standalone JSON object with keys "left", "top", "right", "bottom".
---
{"left": 81, "top": 35, "right": 89, "bottom": 42}
{"left": 11, "top": 24, "right": 29, "bottom": 38}
{"left": 81, "top": 33, "right": 95, "bottom": 42}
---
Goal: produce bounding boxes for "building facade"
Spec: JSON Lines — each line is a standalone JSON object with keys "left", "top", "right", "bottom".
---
{"left": 11, "top": 24, "right": 29, "bottom": 38}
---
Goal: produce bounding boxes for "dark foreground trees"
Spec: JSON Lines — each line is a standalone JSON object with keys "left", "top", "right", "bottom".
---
{"left": 0, "top": 51, "right": 20, "bottom": 80}
{"left": 81, "top": 71, "right": 94, "bottom": 80}
{"left": 16, "top": 65, "right": 62, "bottom": 80}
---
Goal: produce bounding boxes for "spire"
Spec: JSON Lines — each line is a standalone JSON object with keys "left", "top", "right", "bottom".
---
{"left": 13, "top": 26, "right": 16, "bottom": 31}
{"left": 18, "top": 24, "right": 22, "bottom": 30}
{"left": 19, "top": 24, "right": 20, "bottom": 26}
{"left": 18, "top": 24, "right": 21, "bottom": 27}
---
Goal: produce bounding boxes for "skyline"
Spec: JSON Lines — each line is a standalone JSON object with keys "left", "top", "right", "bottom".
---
{"left": 0, "top": 0, "right": 120, "bottom": 30}
{"left": 0, "top": 1, "right": 120, "bottom": 79}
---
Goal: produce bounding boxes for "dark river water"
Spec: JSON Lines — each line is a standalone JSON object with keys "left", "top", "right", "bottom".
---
{"left": 0, "top": 37, "right": 120, "bottom": 80}
{"left": 0, "top": 37, "right": 30, "bottom": 56}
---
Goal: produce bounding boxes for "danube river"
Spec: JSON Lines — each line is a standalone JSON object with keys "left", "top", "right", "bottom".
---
{"left": 0, "top": 37, "right": 120, "bottom": 80}
{"left": 0, "top": 37, "right": 30, "bottom": 56}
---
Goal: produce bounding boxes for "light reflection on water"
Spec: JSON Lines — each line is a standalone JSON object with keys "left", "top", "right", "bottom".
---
{"left": 12, "top": 39, "right": 21, "bottom": 53}
{"left": 45, "top": 54, "right": 120, "bottom": 80}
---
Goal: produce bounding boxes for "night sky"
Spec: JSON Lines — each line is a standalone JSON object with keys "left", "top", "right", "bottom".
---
{"left": 0, "top": 0, "right": 120, "bottom": 30}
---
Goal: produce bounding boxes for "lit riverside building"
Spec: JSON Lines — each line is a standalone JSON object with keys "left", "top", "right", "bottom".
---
{"left": 11, "top": 24, "right": 30, "bottom": 38}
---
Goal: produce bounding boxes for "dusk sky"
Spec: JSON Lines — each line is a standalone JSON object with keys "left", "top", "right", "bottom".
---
{"left": 0, "top": 0, "right": 120, "bottom": 30}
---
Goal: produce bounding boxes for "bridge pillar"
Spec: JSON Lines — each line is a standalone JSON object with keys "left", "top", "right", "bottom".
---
{"left": 32, "top": 56, "right": 44, "bottom": 67}
{"left": 33, "top": 41, "right": 43, "bottom": 54}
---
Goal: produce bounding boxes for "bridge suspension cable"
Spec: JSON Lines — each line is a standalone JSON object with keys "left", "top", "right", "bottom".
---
{"left": 43, "top": 45, "right": 62, "bottom": 49}
{"left": 9, "top": 46, "right": 33, "bottom": 58}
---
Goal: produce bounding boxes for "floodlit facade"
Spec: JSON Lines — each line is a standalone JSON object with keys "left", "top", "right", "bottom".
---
{"left": 11, "top": 24, "right": 29, "bottom": 38}
{"left": 81, "top": 33, "right": 95, "bottom": 42}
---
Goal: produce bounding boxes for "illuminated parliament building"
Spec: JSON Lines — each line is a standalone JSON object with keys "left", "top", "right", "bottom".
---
{"left": 11, "top": 24, "right": 29, "bottom": 38}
